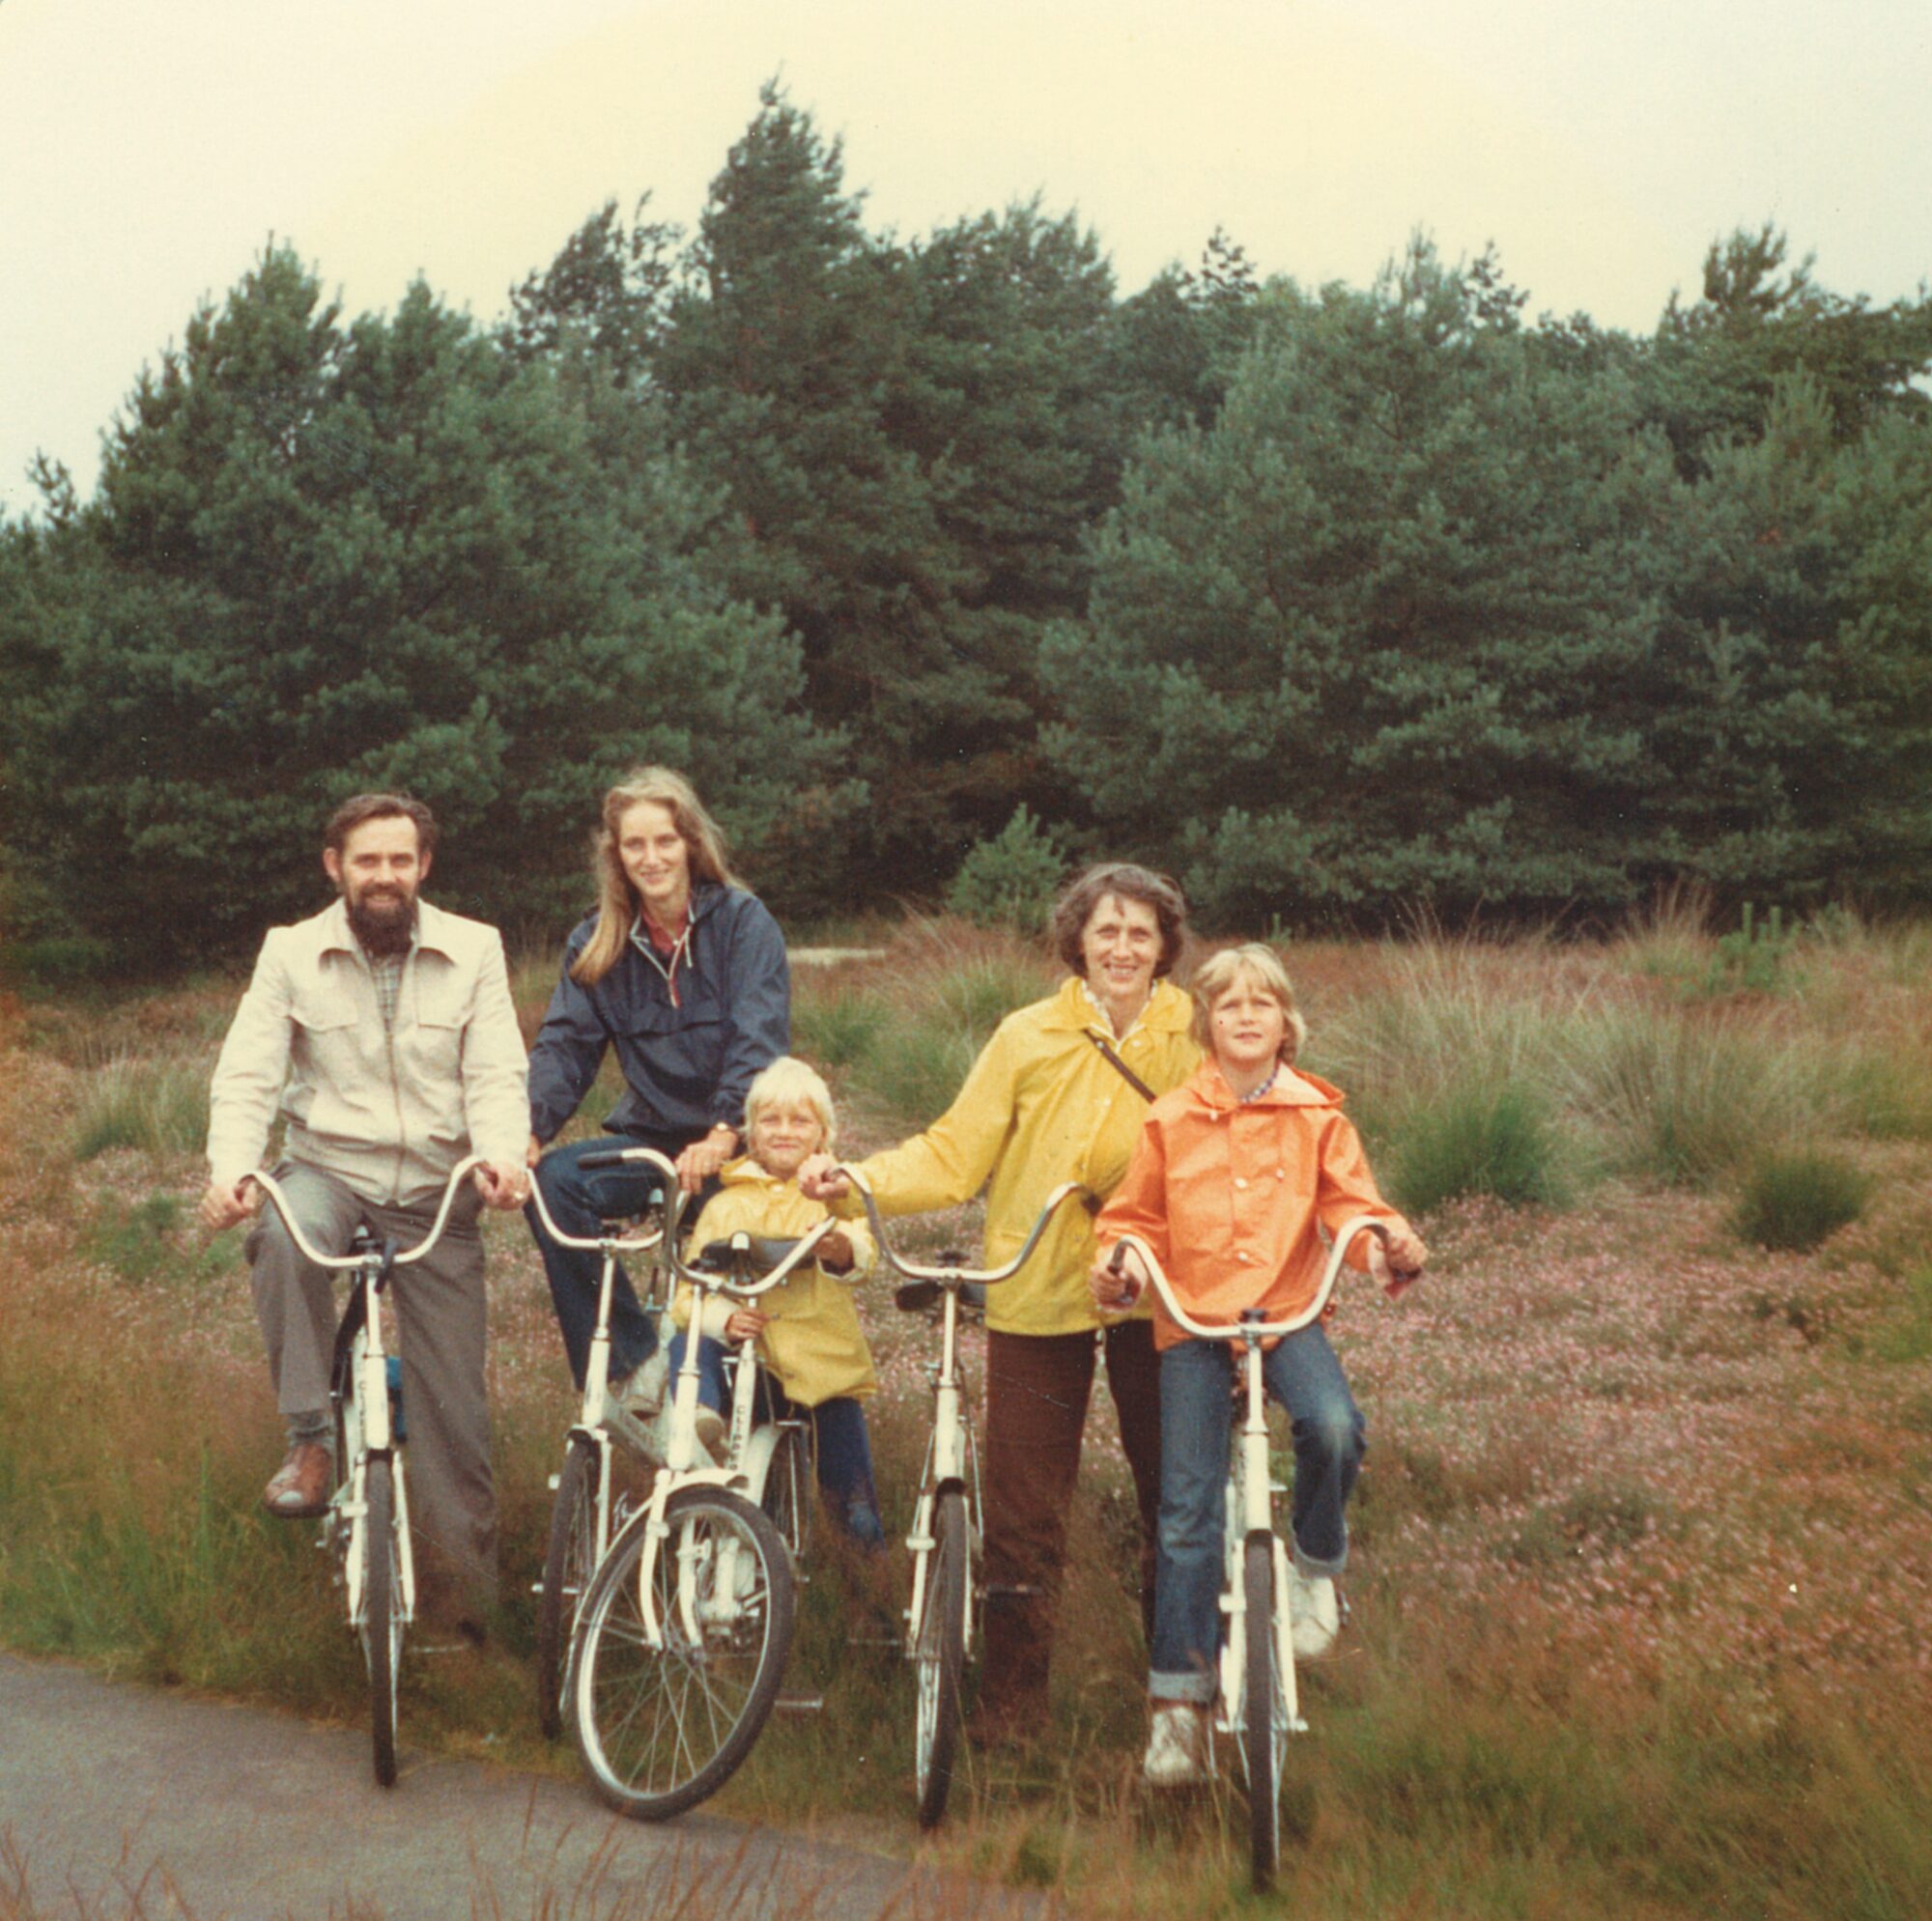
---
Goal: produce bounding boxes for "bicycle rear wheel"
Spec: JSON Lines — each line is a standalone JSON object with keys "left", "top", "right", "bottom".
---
{"left": 1241, "top": 1535, "right": 1283, "bottom": 1889}
{"left": 759, "top": 1421, "right": 812, "bottom": 1566}
{"left": 570, "top": 1485, "right": 794, "bottom": 1820}
{"left": 913, "top": 1487, "right": 968, "bottom": 1828}
{"left": 537, "top": 1436, "right": 600, "bottom": 1740}
{"left": 362, "top": 1455, "right": 404, "bottom": 1788}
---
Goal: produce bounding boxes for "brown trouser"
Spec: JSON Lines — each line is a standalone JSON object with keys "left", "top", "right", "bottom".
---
{"left": 979, "top": 1319, "right": 1162, "bottom": 1726}
{"left": 246, "top": 1161, "right": 497, "bottom": 1620}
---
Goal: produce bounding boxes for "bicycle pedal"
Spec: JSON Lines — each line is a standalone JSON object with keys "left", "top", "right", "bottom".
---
{"left": 773, "top": 1689, "right": 824, "bottom": 1715}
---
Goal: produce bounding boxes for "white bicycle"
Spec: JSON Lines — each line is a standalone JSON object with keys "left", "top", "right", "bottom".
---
{"left": 565, "top": 1165, "right": 838, "bottom": 1820}
{"left": 525, "top": 1145, "right": 680, "bottom": 1741}
{"left": 1105, "top": 1217, "right": 1396, "bottom": 1890}
{"left": 244, "top": 1155, "right": 487, "bottom": 1788}
{"left": 831, "top": 1167, "right": 1092, "bottom": 1828}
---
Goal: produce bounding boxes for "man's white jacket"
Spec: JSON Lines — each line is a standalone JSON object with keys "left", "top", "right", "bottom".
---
{"left": 207, "top": 897, "right": 529, "bottom": 1206}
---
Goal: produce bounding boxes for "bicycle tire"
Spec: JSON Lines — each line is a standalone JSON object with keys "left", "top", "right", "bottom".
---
{"left": 363, "top": 1455, "right": 404, "bottom": 1789}
{"left": 570, "top": 1484, "right": 795, "bottom": 1820}
{"left": 1242, "top": 1535, "right": 1281, "bottom": 1889}
{"left": 536, "top": 1436, "right": 600, "bottom": 1741}
{"left": 913, "top": 1487, "right": 967, "bottom": 1829}
{"left": 759, "top": 1422, "right": 811, "bottom": 1566}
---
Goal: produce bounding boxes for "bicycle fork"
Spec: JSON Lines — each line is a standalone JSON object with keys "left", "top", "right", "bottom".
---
{"left": 341, "top": 1273, "right": 415, "bottom": 1631}
{"left": 904, "top": 1288, "right": 979, "bottom": 1662}
{"left": 1217, "top": 1337, "right": 1299, "bottom": 1738}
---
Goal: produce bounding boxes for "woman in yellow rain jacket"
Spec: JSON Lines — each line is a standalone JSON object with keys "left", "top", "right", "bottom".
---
{"left": 803, "top": 864, "right": 1200, "bottom": 1734}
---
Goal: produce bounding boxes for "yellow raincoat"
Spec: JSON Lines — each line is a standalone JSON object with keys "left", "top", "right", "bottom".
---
{"left": 841, "top": 975, "right": 1201, "bottom": 1337}
{"left": 674, "top": 1160, "right": 879, "bottom": 1406}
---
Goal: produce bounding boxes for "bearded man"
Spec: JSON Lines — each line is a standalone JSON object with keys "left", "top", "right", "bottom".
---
{"left": 200, "top": 793, "right": 529, "bottom": 1630}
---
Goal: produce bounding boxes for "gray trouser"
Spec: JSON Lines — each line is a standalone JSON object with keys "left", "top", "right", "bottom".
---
{"left": 246, "top": 1161, "right": 497, "bottom": 1612}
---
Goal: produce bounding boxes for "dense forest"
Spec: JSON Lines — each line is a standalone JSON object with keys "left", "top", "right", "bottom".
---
{"left": 3, "top": 83, "right": 1929, "bottom": 966}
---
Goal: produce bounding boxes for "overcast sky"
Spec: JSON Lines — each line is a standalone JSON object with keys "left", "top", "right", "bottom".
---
{"left": 3, "top": 0, "right": 1928, "bottom": 520}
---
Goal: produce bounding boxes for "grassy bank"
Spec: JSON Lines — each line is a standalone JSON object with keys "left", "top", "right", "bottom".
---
{"left": 3, "top": 910, "right": 1930, "bottom": 1916}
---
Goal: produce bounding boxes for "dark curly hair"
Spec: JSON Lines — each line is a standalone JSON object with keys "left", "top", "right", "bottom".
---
{"left": 324, "top": 792, "right": 439, "bottom": 860}
{"left": 1048, "top": 862, "right": 1189, "bottom": 979}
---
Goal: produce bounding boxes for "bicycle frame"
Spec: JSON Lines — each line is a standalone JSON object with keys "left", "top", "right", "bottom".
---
{"left": 1105, "top": 1215, "right": 1394, "bottom": 1741}
{"left": 629, "top": 1204, "right": 841, "bottom": 1651}
{"left": 526, "top": 1154, "right": 679, "bottom": 1489}
{"left": 242, "top": 1155, "right": 487, "bottom": 1782}
{"left": 830, "top": 1171, "right": 1090, "bottom": 1663}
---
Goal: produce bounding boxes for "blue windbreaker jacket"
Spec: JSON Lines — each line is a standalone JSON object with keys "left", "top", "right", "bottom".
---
{"left": 526, "top": 884, "right": 790, "bottom": 1144}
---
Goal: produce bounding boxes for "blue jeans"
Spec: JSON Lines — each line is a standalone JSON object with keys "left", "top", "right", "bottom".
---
{"left": 527, "top": 1132, "right": 701, "bottom": 1388}
{"left": 668, "top": 1330, "right": 884, "bottom": 1546}
{"left": 1149, "top": 1324, "right": 1365, "bottom": 1704}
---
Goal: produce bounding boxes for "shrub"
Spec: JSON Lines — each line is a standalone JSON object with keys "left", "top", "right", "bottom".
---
{"left": 1703, "top": 901, "right": 1797, "bottom": 997}
{"left": 0, "top": 935, "right": 121, "bottom": 989}
{"left": 943, "top": 805, "right": 1065, "bottom": 931}
{"left": 79, "top": 1193, "right": 238, "bottom": 1286}
{"left": 790, "top": 986, "right": 887, "bottom": 1070}
{"left": 1731, "top": 1149, "right": 1873, "bottom": 1252}
{"left": 71, "top": 1055, "right": 210, "bottom": 1160}
{"left": 1385, "top": 1074, "right": 1569, "bottom": 1215}
{"left": 847, "top": 1021, "right": 979, "bottom": 1129}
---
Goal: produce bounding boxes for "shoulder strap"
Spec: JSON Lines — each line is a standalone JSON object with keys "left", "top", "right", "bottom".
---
{"left": 1085, "top": 1029, "right": 1158, "bottom": 1103}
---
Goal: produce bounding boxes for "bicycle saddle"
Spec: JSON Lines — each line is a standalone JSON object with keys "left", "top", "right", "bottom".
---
{"left": 691, "top": 1234, "right": 806, "bottom": 1278}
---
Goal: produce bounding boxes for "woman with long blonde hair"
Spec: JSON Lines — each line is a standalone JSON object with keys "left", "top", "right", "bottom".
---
{"left": 525, "top": 768, "right": 788, "bottom": 1403}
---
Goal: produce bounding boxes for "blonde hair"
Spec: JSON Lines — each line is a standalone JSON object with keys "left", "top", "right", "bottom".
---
{"left": 571, "top": 768, "right": 743, "bottom": 986}
{"left": 744, "top": 1056, "right": 838, "bottom": 1155}
{"left": 1190, "top": 944, "right": 1309, "bottom": 1064}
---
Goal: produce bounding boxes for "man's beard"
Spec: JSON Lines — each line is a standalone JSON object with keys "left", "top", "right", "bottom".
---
{"left": 348, "top": 889, "right": 415, "bottom": 957}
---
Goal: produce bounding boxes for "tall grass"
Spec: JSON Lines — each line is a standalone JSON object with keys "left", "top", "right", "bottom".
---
{"left": 793, "top": 919, "right": 1055, "bottom": 1129}
{"left": 1312, "top": 937, "right": 1590, "bottom": 1208}
{"left": 1560, "top": 1003, "right": 1825, "bottom": 1188}
{"left": 70, "top": 1054, "right": 210, "bottom": 1160}
{"left": 11, "top": 917, "right": 1932, "bottom": 1916}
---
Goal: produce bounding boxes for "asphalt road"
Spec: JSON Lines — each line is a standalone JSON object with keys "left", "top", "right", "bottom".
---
{"left": 0, "top": 1654, "right": 1033, "bottom": 1921}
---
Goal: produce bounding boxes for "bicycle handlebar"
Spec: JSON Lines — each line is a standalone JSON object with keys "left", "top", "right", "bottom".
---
{"left": 524, "top": 1144, "right": 680, "bottom": 1253}
{"left": 243, "top": 1156, "right": 491, "bottom": 1273}
{"left": 826, "top": 1166, "right": 1091, "bottom": 1286}
{"left": 1106, "top": 1215, "right": 1394, "bottom": 1342}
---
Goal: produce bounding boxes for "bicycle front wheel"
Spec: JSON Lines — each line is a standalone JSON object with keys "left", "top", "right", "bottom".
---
{"left": 537, "top": 1436, "right": 600, "bottom": 1741}
{"left": 913, "top": 1487, "right": 968, "bottom": 1828}
{"left": 362, "top": 1455, "right": 404, "bottom": 1788}
{"left": 1241, "top": 1535, "right": 1283, "bottom": 1889}
{"left": 570, "top": 1485, "right": 795, "bottom": 1820}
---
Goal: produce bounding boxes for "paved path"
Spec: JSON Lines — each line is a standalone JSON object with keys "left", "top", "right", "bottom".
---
{"left": 0, "top": 1654, "right": 1032, "bottom": 1921}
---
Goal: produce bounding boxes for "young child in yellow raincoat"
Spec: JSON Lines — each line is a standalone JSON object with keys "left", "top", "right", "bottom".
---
{"left": 668, "top": 1056, "right": 884, "bottom": 1545}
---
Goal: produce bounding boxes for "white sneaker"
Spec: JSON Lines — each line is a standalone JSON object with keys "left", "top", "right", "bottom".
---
{"left": 695, "top": 1406, "right": 727, "bottom": 1462}
{"left": 1288, "top": 1569, "right": 1340, "bottom": 1660}
{"left": 618, "top": 1349, "right": 668, "bottom": 1417}
{"left": 1142, "top": 1704, "right": 1210, "bottom": 1788}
